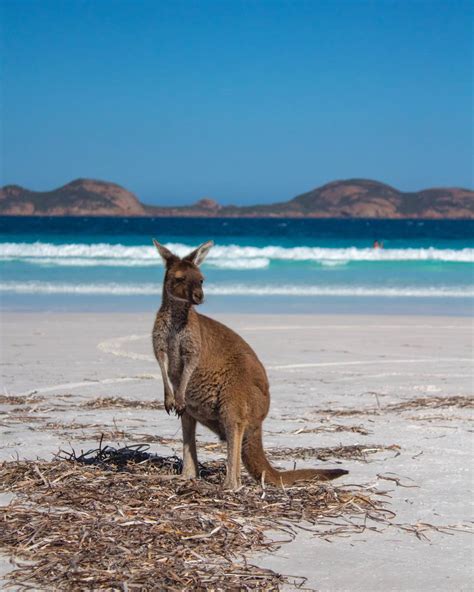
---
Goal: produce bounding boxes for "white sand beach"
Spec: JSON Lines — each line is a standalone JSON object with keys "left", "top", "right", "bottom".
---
{"left": 1, "top": 312, "right": 473, "bottom": 590}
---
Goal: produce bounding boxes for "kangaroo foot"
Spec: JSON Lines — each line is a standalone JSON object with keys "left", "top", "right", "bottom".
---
{"left": 223, "top": 476, "right": 241, "bottom": 491}
{"left": 181, "top": 467, "right": 198, "bottom": 480}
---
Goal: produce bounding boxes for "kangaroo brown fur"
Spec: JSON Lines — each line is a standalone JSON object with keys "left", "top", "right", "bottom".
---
{"left": 151, "top": 240, "right": 348, "bottom": 490}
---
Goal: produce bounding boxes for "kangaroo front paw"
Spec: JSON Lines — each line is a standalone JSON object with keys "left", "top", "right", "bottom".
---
{"left": 164, "top": 393, "right": 175, "bottom": 415}
{"left": 173, "top": 392, "right": 186, "bottom": 416}
{"left": 174, "top": 399, "right": 186, "bottom": 417}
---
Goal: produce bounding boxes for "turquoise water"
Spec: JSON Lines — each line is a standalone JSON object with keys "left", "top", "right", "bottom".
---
{"left": 1, "top": 217, "right": 473, "bottom": 315}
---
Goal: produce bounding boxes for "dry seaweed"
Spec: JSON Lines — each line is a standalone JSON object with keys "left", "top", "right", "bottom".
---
{"left": 404, "top": 414, "right": 473, "bottom": 423}
{"left": 0, "top": 446, "right": 394, "bottom": 591}
{"left": 57, "top": 441, "right": 397, "bottom": 476}
{"left": 292, "top": 424, "right": 370, "bottom": 436}
{"left": 386, "top": 396, "right": 474, "bottom": 411}
{"left": 316, "top": 395, "right": 473, "bottom": 418}
{"left": 1, "top": 413, "right": 47, "bottom": 425}
{"left": 40, "top": 421, "right": 180, "bottom": 447}
{"left": 57, "top": 441, "right": 221, "bottom": 479}
{"left": 267, "top": 444, "right": 400, "bottom": 462}
{"left": 78, "top": 431, "right": 180, "bottom": 446}
{"left": 315, "top": 407, "right": 379, "bottom": 418}
{"left": 0, "top": 394, "right": 45, "bottom": 406}
{"left": 81, "top": 396, "right": 164, "bottom": 410}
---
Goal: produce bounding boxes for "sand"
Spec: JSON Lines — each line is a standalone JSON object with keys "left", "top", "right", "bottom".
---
{"left": 1, "top": 312, "right": 473, "bottom": 590}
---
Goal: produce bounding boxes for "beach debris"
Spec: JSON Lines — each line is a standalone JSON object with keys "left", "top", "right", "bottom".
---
{"left": 0, "top": 444, "right": 394, "bottom": 591}
{"left": 292, "top": 423, "right": 371, "bottom": 436}
{"left": 56, "top": 441, "right": 218, "bottom": 478}
{"left": 377, "top": 472, "right": 420, "bottom": 488}
{"left": 316, "top": 407, "right": 380, "bottom": 418}
{"left": 394, "top": 521, "right": 474, "bottom": 541}
{"left": 75, "top": 430, "right": 179, "bottom": 445}
{"left": 267, "top": 444, "right": 400, "bottom": 462}
{"left": 38, "top": 421, "right": 181, "bottom": 447}
{"left": 386, "top": 395, "right": 474, "bottom": 411}
{"left": 81, "top": 396, "right": 164, "bottom": 410}
{"left": 315, "top": 395, "right": 474, "bottom": 417}
{"left": 56, "top": 440, "right": 397, "bottom": 465}
{"left": 0, "top": 394, "right": 45, "bottom": 406}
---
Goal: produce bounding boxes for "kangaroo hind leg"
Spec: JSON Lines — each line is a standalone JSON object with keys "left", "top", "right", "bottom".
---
{"left": 181, "top": 412, "right": 198, "bottom": 479}
{"left": 223, "top": 421, "right": 244, "bottom": 491}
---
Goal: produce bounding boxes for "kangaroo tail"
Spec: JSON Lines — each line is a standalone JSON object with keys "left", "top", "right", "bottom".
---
{"left": 241, "top": 425, "right": 348, "bottom": 487}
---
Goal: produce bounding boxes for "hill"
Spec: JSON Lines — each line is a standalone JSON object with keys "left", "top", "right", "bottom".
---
{"left": 1, "top": 178, "right": 472, "bottom": 218}
{"left": 219, "top": 179, "right": 474, "bottom": 218}
{"left": 0, "top": 179, "right": 146, "bottom": 216}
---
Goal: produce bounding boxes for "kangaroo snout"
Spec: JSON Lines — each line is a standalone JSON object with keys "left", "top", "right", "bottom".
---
{"left": 192, "top": 288, "right": 204, "bottom": 304}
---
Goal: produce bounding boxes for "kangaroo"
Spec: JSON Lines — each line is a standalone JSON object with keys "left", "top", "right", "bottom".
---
{"left": 151, "top": 240, "right": 348, "bottom": 490}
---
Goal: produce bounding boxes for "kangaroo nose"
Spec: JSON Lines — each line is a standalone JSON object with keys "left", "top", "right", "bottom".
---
{"left": 192, "top": 289, "right": 203, "bottom": 304}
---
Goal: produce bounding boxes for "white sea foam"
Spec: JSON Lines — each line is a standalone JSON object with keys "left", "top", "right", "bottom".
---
{"left": 2, "top": 256, "right": 269, "bottom": 270}
{"left": 0, "top": 241, "right": 472, "bottom": 267}
{"left": 320, "top": 260, "right": 349, "bottom": 267}
{"left": 11, "top": 257, "right": 159, "bottom": 268}
{"left": 206, "top": 258, "right": 270, "bottom": 270}
{"left": 1, "top": 281, "right": 472, "bottom": 298}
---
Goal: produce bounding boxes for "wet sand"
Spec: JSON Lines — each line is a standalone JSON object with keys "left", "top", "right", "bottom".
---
{"left": 1, "top": 312, "right": 473, "bottom": 590}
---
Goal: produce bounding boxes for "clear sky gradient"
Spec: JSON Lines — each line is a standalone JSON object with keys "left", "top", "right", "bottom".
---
{"left": 1, "top": 0, "right": 472, "bottom": 205}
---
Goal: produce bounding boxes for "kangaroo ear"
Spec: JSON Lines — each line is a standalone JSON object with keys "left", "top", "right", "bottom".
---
{"left": 152, "top": 239, "right": 179, "bottom": 266}
{"left": 184, "top": 240, "right": 214, "bottom": 266}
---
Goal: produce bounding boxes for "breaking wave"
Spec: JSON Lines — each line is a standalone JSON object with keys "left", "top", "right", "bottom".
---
{"left": 0, "top": 241, "right": 472, "bottom": 269}
{"left": 1, "top": 281, "right": 472, "bottom": 298}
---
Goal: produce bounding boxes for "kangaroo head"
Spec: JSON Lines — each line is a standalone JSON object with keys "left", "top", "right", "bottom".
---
{"left": 153, "top": 239, "right": 214, "bottom": 305}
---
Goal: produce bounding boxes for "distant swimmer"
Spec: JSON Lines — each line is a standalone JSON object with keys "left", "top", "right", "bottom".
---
{"left": 373, "top": 240, "right": 384, "bottom": 249}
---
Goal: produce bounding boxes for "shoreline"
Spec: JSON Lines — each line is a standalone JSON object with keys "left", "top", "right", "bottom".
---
{"left": 1, "top": 294, "right": 473, "bottom": 316}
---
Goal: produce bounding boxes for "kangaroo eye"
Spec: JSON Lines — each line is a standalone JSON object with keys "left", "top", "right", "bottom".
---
{"left": 200, "top": 279, "right": 204, "bottom": 284}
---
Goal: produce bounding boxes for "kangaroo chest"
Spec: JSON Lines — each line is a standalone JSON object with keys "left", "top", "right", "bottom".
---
{"left": 154, "top": 312, "right": 222, "bottom": 423}
{"left": 153, "top": 314, "right": 192, "bottom": 382}
{"left": 165, "top": 330, "right": 192, "bottom": 382}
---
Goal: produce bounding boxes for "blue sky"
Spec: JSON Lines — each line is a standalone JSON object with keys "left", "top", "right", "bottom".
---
{"left": 1, "top": 0, "right": 472, "bottom": 205}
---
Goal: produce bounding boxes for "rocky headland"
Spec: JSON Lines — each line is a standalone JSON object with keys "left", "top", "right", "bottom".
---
{"left": 1, "top": 178, "right": 472, "bottom": 218}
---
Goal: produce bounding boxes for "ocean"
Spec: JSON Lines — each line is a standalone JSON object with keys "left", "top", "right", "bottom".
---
{"left": 0, "top": 216, "right": 473, "bottom": 315}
